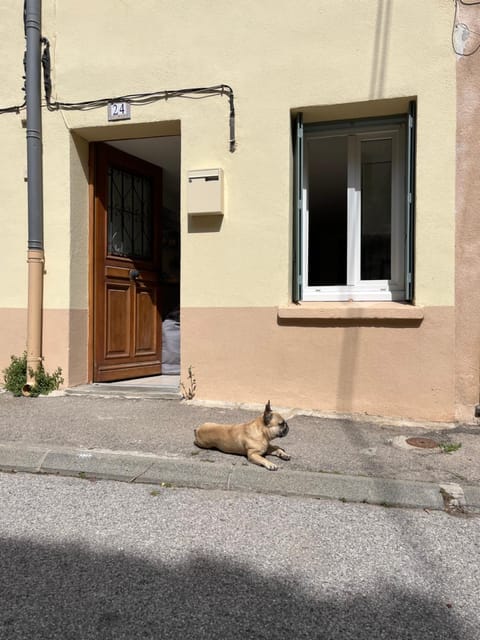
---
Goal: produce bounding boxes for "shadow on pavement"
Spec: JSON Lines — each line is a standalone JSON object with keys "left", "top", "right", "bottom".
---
{"left": 0, "top": 537, "right": 473, "bottom": 639}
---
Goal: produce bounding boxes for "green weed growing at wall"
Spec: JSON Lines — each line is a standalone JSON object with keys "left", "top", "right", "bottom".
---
{"left": 2, "top": 353, "right": 63, "bottom": 397}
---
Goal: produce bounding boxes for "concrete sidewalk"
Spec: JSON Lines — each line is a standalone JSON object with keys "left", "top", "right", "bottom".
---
{"left": 0, "top": 387, "right": 479, "bottom": 513}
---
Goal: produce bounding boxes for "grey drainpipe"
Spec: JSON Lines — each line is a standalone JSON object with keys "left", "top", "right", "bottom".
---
{"left": 23, "top": 0, "right": 44, "bottom": 393}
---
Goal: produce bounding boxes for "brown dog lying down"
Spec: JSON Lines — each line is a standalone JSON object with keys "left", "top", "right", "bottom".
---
{"left": 194, "top": 401, "right": 290, "bottom": 470}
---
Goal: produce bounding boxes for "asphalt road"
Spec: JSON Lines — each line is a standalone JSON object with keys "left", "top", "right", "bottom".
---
{"left": 0, "top": 472, "right": 479, "bottom": 639}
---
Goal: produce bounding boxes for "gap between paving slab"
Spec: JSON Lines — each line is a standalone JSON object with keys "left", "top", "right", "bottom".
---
{"left": 1, "top": 443, "right": 479, "bottom": 513}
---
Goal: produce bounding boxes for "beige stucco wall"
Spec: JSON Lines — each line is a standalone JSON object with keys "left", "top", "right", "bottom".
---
{"left": 0, "top": 308, "right": 87, "bottom": 387}
{"left": 455, "top": 5, "right": 480, "bottom": 422}
{"left": 0, "top": 1, "right": 463, "bottom": 422}
{"left": 29, "top": 0, "right": 455, "bottom": 309}
{"left": 182, "top": 306, "right": 455, "bottom": 422}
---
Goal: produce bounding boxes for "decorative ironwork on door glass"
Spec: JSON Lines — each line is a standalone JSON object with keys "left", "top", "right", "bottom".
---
{"left": 107, "top": 166, "right": 153, "bottom": 260}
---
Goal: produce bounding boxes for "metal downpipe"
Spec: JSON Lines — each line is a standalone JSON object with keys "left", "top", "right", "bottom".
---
{"left": 24, "top": 0, "right": 44, "bottom": 393}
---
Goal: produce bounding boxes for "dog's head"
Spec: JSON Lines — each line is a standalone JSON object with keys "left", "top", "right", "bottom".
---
{"left": 263, "top": 400, "right": 289, "bottom": 438}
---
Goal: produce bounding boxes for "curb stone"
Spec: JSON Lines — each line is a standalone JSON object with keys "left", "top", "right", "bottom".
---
{"left": 1, "top": 442, "right": 480, "bottom": 513}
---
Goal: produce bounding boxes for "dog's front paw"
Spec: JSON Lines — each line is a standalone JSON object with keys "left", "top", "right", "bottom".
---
{"left": 265, "top": 461, "right": 278, "bottom": 471}
{"left": 278, "top": 452, "right": 291, "bottom": 461}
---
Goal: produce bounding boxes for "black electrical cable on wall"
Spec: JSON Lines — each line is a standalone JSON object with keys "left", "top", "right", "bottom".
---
{"left": 1, "top": 36, "right": 236, "bottom": 152}
{"left": 42, "top": 38, "right": 236, "bottom": 151}
{"left": 0, "top": 103, "right": 25, "bottom": 115}
{"left": 452, "top": 0, "right": 480, "bottom": 56}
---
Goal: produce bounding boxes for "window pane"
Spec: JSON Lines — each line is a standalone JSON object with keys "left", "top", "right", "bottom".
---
{"left": 307, "top": 137, "right": 348, "bottom": 286}
{"left": 361, "top": 139, "right": 392, "bottom": 280}
{"left": 107, "top": 166, "right": 153, "bottom": 260}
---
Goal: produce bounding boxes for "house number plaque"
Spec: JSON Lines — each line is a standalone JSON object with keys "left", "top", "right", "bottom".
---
{"left": 107, "top": 102, "right": 131, "bottom": 121}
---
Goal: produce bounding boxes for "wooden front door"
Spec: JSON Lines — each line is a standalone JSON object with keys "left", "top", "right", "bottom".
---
{"left": 93, "top": 143, "right": 163, "bottom": 382}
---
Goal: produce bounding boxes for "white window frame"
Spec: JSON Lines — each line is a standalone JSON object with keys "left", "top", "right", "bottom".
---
{"left": 300, "top": 122, "right": 407, "bottom": 302}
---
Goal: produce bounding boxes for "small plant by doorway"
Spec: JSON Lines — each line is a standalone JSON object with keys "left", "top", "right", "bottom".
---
{"left": 181, "top": 365, "right": 197, "bottom": 400}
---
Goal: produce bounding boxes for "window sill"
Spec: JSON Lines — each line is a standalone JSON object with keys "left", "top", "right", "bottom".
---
{"left": 277, "top": 301, "right": 424, "bottom": 322}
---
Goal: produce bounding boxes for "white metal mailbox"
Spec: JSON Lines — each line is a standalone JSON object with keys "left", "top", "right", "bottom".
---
{"left": 187, "top": 168, "right": 224, "bottom": 215}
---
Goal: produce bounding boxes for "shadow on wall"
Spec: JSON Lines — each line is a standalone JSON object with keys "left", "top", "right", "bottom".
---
{"left": 334, "top": 0, "right": 392, "bottom": 412}
{"left": 370, "top": 0, "right": 392, "bottom": 99}
{"left": 0, "top": 538, "right": 472, "bottom": 639}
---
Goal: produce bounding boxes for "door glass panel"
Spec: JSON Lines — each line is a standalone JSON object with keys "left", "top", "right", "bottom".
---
{"left": 307, "top": 136, "right": 348, "bottom": 286}
{"left": 107, "top": 166, "right": 153, "bottom": 260}
{"left": 360, "top": 138, "right": 392, "bottom": 280}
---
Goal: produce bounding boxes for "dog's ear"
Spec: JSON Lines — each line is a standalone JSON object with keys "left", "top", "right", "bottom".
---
{"left": 263, "top": 400, "right": 272, "bottom": 425}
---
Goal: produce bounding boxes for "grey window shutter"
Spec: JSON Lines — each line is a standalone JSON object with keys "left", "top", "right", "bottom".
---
{"left": 405, "top": 101, "right": 416, "bottom": 301}
{"left": 293, "top": 112, "right": 304, "bottom": 302}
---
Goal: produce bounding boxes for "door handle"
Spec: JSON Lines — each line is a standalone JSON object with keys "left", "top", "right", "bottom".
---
{"left": 129, "top": 269, "right": 140, "bottom": 281}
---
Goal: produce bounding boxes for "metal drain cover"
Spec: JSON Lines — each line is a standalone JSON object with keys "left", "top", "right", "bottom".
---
{"left": 406, "top": 437, "right": 438, "bottom": 449}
